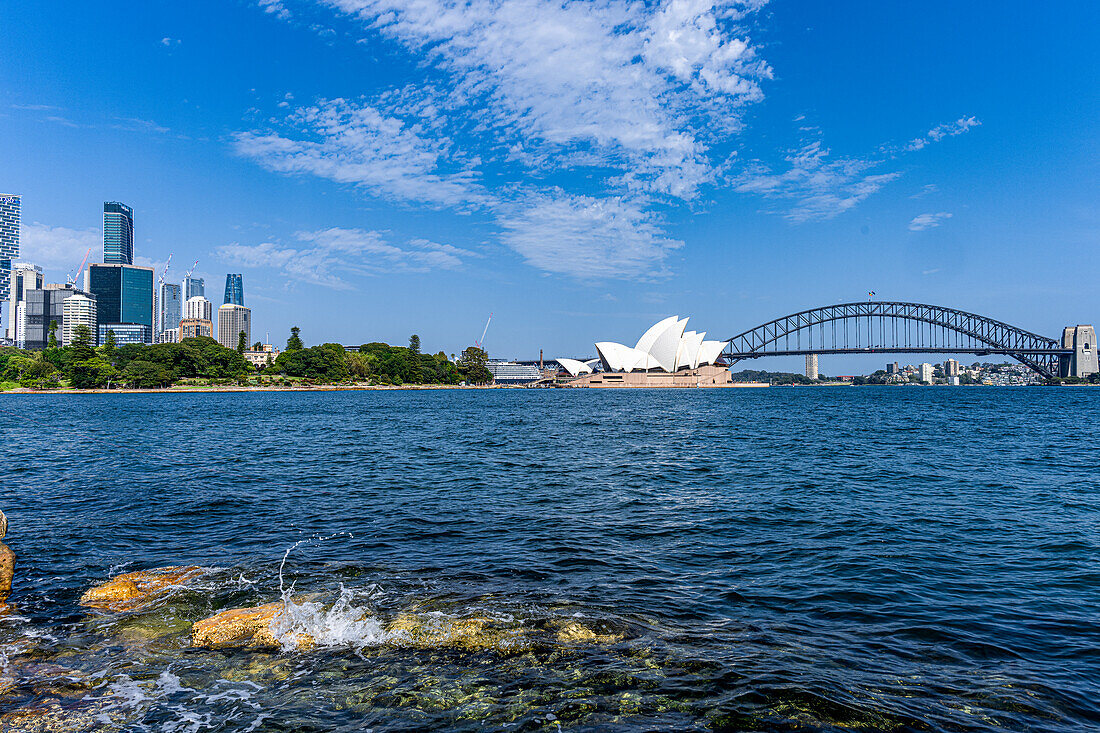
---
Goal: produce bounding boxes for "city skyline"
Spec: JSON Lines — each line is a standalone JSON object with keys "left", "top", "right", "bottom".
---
{"left": 1, "top": 1, "right": 1097, "bottom": 372}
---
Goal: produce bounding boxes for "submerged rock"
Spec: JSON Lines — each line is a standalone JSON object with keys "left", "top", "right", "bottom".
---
{"left": 0, "top": 509, "right": 14, "bottom": 603}
{"left": 553, "top": 620, "right": 623, "bottom": 645}
{"left": 79, "top": 566, "right": 203, "bottom": 612}
{"left": 386, "top": 613, "right": 529, "bottom": 653}
{"left": 191, "top": 602, "right": 313, "bottom": 651}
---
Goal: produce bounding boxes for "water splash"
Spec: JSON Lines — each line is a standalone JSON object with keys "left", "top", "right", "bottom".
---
{"left": 272, "top": 584, "right": 388, "bottom": 652}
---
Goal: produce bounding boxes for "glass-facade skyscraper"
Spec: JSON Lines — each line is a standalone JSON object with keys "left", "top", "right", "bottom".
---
{"left": 87, "top": 263, "right": 154, "bottom": 344}
{"left": 0, "top": 195, "right": 20, "bottom": 306}
{"left": 103, "top": 202, "right": 134, "bottom": 265}
{"left": 183, "top": 276, "right": 205, "bottom": 303}
{"left": 224, "top": 273, "right": 244, "bottom": 305}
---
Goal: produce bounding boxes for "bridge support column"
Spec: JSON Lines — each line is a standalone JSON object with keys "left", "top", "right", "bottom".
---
{"left": 1060, "top": 325, "right": 1098, "bottom": 378}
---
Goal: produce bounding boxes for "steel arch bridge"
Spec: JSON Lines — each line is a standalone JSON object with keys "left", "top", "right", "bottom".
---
{"left": 721, "top": 301, "right": 1070, "bottom": 378}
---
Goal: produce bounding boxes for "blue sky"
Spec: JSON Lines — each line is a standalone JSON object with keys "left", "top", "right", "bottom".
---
{"left": 2, "top": 0, "right": 1097, "bottom": 372}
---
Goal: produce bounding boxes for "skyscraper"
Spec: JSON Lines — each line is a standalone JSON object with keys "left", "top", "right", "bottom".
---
{"left": 86, "top": 263, "right": 154, "bottom": 344}
{"left": 184, "top": 295, "right": 213, "bottom": 321}
{"left": 103, "top": 202, "right": 134, "bottom": 265}
{"left": 0, "top": 195, "right": 20, "bottom": 318}
{"left": 183, "top": 276, "right": 205, "bottom": 303}
{"left": 62, "top": 293, "right": 97, "bottom": 347}
{"left": 7, "top": 262, "right": 43, "bottom": 342}
{"left": 805, "top": 353, "right": 819, "bottom": 380}
{"left": 217, "top": 303, "right": 251, "bottom": 350}
{"left": 21, "top": 284, "right": 95, "bottom": 350}
{"left": 156, "top": 282, "right": 182, "bottom": 342}
{"left": 223, "top": 274, "right": 244, "bottom": 305}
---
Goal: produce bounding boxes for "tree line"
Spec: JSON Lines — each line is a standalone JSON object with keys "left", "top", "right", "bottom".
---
{"left": 0, "top": 324, "right": 492, "bottom": 389}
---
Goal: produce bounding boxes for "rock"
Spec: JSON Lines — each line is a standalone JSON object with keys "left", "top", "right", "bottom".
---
{"left": 79, "top": 566, "right": 203, "bottom": 612}
{"left": 386, "top": 613, "right": 528, "bottom": 653}
{"left": 0, "top": 699, "right": 111, "bottom": 733}
{"left": 0, "top": 509, "right": 7, "bottom": 539}
{"left": 191, "top": 602, "right": 313, "bottom": 651}
{"left": 0, "top": 542, "right": 14, "bottom": 603}
{"left": 553, "top": 620, "right": 623, "bottom": 645}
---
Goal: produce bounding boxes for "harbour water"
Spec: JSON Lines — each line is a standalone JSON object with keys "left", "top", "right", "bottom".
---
{"left": 1, "top": 388, "right": 1098, "bottom": 731}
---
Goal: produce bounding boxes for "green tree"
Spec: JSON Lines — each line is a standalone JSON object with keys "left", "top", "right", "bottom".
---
{"left": 70, "top": 325, "right": 97, "bottom": 363}
{"left": 237, "top": 330, "right": 247, "bottom": 354}
{"left": 408, "top": 334, "right": 421, "bottom": 356}
{"left": 47, "top": 320, "right": 59, "bottom": 349}
{"left": 287, "top": 326, "right": 304, "bottom": 351}
{"left": 70, "top": 357, "right": 117, "bottom": 389}
{"left": 252, "top": 341, "right": 263, "bottom": 350}
{"left": 123, "top": 360, "right": 173, "bottom": 388}
{"left": 100, "top": 328, "right": 117, "bottom": 362}
{"left": 458, "top": 346, "right": 492, "bottom": 384}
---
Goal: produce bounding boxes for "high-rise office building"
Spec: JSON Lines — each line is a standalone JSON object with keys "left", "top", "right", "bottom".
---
{"left": 86, "top": 263, "right": 154, "bottom": 345}
{"left": 61, "top": 293, "right": 97, "bottom": 346}
{"left": 223, "top": 274, "right": 244, "bottom": 305}
{"left": 0, "top": 195, "right": 20, "bottom": 319}
{"left": 21, "top": 284, "right": 95, "bottom": 350}
{"left": 184, "top": 295, "right": 213, "bottom": 321}
{"left": 805, "top": 353, "right": 819, "bottom": 380}
{"left": 156, "top": 282, "right": 182, "bottom": 342}
{"left": 179, "top": 318, "right": 213, "bottom": 340}
{"left": 217, "top": 303, "right": 251, "bottom": 350}
{"left": 183, "top": 276, "right": 205, "bottom": 303}
{"left": 7, "top": 262, "right": 43, "bottom": 342}
{"left": 944, "top": 359, "right": 960, "bottom": 377}
{"left": 103, "top": 202, "right": 134, "bottom": 265}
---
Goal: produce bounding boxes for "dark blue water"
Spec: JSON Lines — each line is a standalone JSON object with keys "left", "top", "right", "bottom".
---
{"left": 1, "top": 388, "right": 1098, "bottom": 731}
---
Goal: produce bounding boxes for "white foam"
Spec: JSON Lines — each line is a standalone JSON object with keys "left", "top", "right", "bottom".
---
{"left": 272, "top": 585, "right": 388, "bottom": 651}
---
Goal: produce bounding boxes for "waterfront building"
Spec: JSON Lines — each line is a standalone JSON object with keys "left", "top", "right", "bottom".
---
{"left": 944, "top": 359, "right": 960, "bottom": 377}
{"left": 886, "top": 362, "right": 899, "bottom": 375}
{"left": 86, "top": 263, "right": 155, "bottom": 345}
{"left": 805, "top": 353, "right": 819, "bottom": 380}
{"left": 183, "top": 276, "right": 205, "bottom": 303}
{"left": 7, "top": 263, "right": 43, "bottom": 342}
{"left": 184, "top": 295, "right": 213, "bottom": 321}
{"left": 179, "top": 318, "right": 213, "bottom": 340}
{"left": 243, "top": 344, "right": 280, "bottom": 368}
{"left": 99, "top": 323, "right": 147, "bottom": 346}
{"left": 21, "top": 284, "right": 96, "bottom": 350}
{"left": 919, "top": 363, "right": 934, "bottom": 383}
{"left": 223, "top": 274, "right": 244, "bottom": 306}
{"left": 61, "top": 294, "right": 97, "bottom": 346}
{"left": 103, "top": 202, "right": 134, "bottom": 265}
{"left": 0, "top": 195, "right": 20, "bottom": 318}
{"left": 156, "top": 282, "right": 182, "bottom": 342}
{"left": 487, "top": 361, "right": 542, "bottom": 384}
{"left": 217, "top": 303, "right": 251, "bottom": 349}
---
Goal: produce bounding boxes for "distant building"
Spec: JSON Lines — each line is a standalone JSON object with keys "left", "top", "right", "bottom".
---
{"left": 944, "top": 359, "right": 960, "bottom": 377}
{"left": 182, "top": 276, "right": 205, "bottom": 303}
{"left": 7, "top": 262, "right": 43, "bottom": 343}
{"left": 223, "top": 274, "right": 244, "bottom": 305}
{"left": 61, "top": 293, "right": 97, "bottom": 346}
{"left": 179, "top": 318, "right": 213, "bottom": 340}
{"left": 103, "top": 202, "right": 134, "bottom": 265}
{"left": 805, "top": 353, "right": 819, "bottom": 380}
{"left": 156, "top": 282, "right": 182, "bottom": 342}
{"left": 886, "top": 361, "right": 899, "bottom": 375}
{"left": 0, "top": 195, "right": 20, "bottom": 317}
{"left": 100, "top": 323, "right": 148, "bottom": 346}
{"left": 21, "top": 284, "right": 96, "bottom": 350}
{"left": 86, "top": 263, "right": 154, "bottom": 345}
{"left": 243, "top": 344, "right": 279, "bottom": 368}
{"left": 919, "top": 363, "right": 934, "bottom": 383}
{"left": 487, "top": 361, "right": 542, "bottom": 384}
{"left": 161, "top": 327, "right": 179, "bottom": 344}
{"left": 217, "top": 303, "right": 251, "bottom": 350}
{"left": 184, "top": 295, "right": 213, "bottom": 321}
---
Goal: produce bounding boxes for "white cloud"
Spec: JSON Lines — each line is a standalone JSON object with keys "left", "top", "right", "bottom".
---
{"left": 160, "top": 37, "right": 181, "bottom": 48}
{"left": 18, "top": 223, "right": 99, "bottom": 280}
{"left": 258, "top": 0, "right": 291, "bottom": 19}
{"left": 908, "top": 212, "right": 953, "bottom": 231}
{"left": 905, "top": 116, "right": 980, "bottom": 152}
{"left": 497, "top": 192, "right": 682, "bottom": 279}
{"left": 217, "top": 227, "right": 481, "bottom": 288}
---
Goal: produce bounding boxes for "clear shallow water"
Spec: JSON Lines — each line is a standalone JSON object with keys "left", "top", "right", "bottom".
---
{"left": 1, "top": 387, "right": 1098, "bottom": 731}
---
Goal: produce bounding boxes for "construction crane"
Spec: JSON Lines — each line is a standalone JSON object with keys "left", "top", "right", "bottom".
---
{"left": 475, "top": 313, "right": 493, "bottom": 350}
{"left": 157, "top": 253, "right": 173, "bottom": 286}
{"left": 184, "top": 259, "right": 198, "bottom": 280}
{"left": 67, "top": 247, "right": 92, "bottom": 288}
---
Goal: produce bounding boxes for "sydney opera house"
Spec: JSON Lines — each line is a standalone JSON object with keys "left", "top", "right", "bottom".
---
{"left": 557, "top": 316, "right": 735, "bottom": 387}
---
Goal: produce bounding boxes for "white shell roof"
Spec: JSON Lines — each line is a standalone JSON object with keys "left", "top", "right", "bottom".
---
{"left": 595, "top": 317, "right": 725, "bottom": 374}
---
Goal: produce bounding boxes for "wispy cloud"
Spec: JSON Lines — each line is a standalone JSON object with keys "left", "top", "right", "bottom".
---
{"left": 237, "top": 0, "right": 771, "bottom": 279}
{"left": 19, "top": 223, "right": 99, "bottom": 279}
{"left": 258, "top": 0, "right": 291, "bottom": 20}
{"left": 160, "top": 37, "right": 181, "bottom": 48}
{"left": 904, "top": 116, "right": 980, "bottom": 152}
{"left": 217, "top": 227, "right": 481, "bottom": 288}
{"left": 908, "top": 211, "right": 953, "bottom": 231}
{"left": 910, "top": 183, "right": 938, "bottom": 199}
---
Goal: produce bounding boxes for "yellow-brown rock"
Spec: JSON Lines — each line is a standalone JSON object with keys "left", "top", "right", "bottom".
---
{"left": 386, "top": 613, "right": 528, "bottom": 652}
{"left": 79, "top": 566, "right": 203, "bottom": 612}
{"left": 0, "top": 542, "right": 14, "bottom": 603}
{"left": 191, "top": 602, "right": 313, "bottom": 651}
{"left": 554, "top": 619, "right": 624, "bottom": 645}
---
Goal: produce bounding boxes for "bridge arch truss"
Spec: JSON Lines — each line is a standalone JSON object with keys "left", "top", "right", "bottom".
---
{"left": 722, "top": 301, "right": 1067, "bottom": 378}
